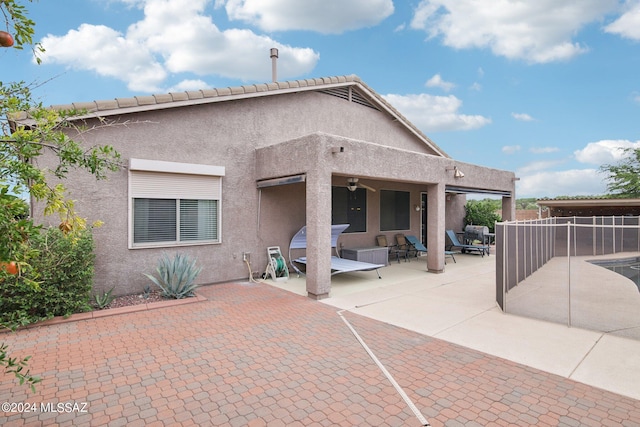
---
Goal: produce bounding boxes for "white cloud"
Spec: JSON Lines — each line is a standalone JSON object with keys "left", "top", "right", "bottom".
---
{"left": 604, "top": 2, "right": 640, "bottom": 40}
{"left": 39, "top": 23, "right": 168, "bottom": 93}
{"left": 383, "top": 93, "right": 491, "bottom": 132}
{"left": 167, "top": 79, "right": 212, "bottom": 93}
{"left": 574, "top": 140, "right": 640, "bottom": 165}
{"left": 530, "top": 147, "right": 559, "bottom": 154}
{"left": 39, "top": 0, "right": 319, "bottom": 93}
{"left": 502, "top": 145, "right": 521, "bottom": 155}
{"left": 511, "top": 112, "right": 535, "bottom": 122}
{"left": 221, "top": 0, "right": 394, "bottom": 34}
{"left": 517, "top": 159, "right": 567, "bottom": 175}
{"left": 512, "top": 144, "right": 636, "bottom": 197}
{"left": 516, "top": 169, "right": 607, "bottom": 198}
{"left": 425, "top": 74, "right": 455, "bottom": 91}
{"left": 410, "top": 0, "right": 619, "bottom": 63}
{"left": 469, "top": 82, "right": 482, "bottom": 91}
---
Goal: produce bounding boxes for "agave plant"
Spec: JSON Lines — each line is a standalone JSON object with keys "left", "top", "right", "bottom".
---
{"left": 144, "top": 253, "right": 202, "bottom": 299}
{"left": 94, "top": 287, "right": 115, "bottom": 309}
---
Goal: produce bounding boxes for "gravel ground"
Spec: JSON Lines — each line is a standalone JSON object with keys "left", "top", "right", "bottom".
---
{"left": 102, "top": 290, "right": 166, "bottom": 309}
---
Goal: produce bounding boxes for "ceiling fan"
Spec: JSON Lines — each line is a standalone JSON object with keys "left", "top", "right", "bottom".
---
{"left": 346, "top": 177, "right": 376, "bottom": 192}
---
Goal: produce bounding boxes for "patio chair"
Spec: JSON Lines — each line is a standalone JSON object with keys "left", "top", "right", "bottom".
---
{"left": 290, "top": 224, "right": 384, "bottom": 278}
{"left": 404, "top": 235, "right": 426, "bottom": 256}
{"left": 405, "top": 235, "right": 456, "bottom": 264}
{"left": 445, "top": 229, "right": 489, "bottom": 257}
{"left": 395, "top": 234, "right": 416, "bottom": 261}
{"left": 376, "top": 234, "right": 405, "bottom": 263}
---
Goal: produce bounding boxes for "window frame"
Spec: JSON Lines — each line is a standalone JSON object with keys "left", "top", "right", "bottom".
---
{"left": 331, "top": 186, "right": 367, "bottom": 233}
{"left": 128, "top": 159, "right": 225, "bottom": 249}
{"left": 379, "top": 189, "right": 410, "bottom": 231}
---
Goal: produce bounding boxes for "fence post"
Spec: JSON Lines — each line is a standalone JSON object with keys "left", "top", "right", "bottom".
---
{"left": 592, "top": 216, "right": 596, "bottom": 256}
{"left": 502, "top": 223, "right": 507, "bottom": 313}
{"left": 621, "top": 216, "right": 624, "bottom": 253}
{"left": 613, "top": 215, "right": 616, "bottom": 254}
{"left": 515, "top": 221, "right": 519, "bottom": 283}
{"left": 567, "top": 221, "right": 572, "bottom": 327}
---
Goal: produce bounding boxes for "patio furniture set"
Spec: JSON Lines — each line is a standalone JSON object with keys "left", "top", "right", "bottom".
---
{"left": 285, "top": 224, "right": 491, "bottom": 280}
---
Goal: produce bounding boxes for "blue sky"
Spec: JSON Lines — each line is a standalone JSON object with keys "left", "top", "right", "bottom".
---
{"left": 3, "top": 0, "right": 640, "bottom": 199}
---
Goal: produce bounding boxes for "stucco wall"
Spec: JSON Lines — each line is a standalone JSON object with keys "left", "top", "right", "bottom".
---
{"left": 33, "top": 91, "right": 447, "bottom": 295}
{"left": 33, "top": 89, "right": 514, "bottom": 296}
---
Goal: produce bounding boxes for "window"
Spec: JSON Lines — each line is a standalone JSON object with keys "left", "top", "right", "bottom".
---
{"left": 133, "top": 199, "right": 218, "bottom": 244}
{"left": 332, "top": 186, "right": 367, "bottom": 233}
{"left": 133, "top": 198, "right": 177, "bottom": 243}
{"left": 129, "top": 159, "right": 224, "bottom": 248}
{"left": 380, "top": 190, "right": 410, "bottom": 231}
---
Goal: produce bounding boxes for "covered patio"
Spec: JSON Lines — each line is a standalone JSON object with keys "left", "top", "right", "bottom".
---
{"left": 255, "top": 132, "right": 516, "bottom": 299}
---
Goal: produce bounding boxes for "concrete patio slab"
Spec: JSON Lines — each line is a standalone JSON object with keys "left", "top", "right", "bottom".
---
{"left": 351, "top": 293, "right": 492, "bottom": 337}
{"left": 435, "top": 308, "right": 602, "bottom": 378}
{"left": 571, "top": 334, "right": 640, "bottom": 400}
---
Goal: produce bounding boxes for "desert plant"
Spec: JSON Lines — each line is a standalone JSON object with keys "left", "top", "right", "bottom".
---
{"left": 144, "top": 253, "right": 202, "bottom": 299}
{"left": 142, "top": 284, "right": 152, "bottom": 299}
{"left": 93, "top": 287, "right": 115, "bottom": 309}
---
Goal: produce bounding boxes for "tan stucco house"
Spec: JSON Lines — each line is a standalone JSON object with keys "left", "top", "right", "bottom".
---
{"left": 29, "top": 75, "right": 516, "bottom": 299}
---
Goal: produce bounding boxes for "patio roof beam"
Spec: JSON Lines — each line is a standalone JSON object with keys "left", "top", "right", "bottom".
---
{"left": 446, "top": 185, "right": 511, "bottom": 196}
{"left": 257, "top": 174, "right": 306, "bottom": 188}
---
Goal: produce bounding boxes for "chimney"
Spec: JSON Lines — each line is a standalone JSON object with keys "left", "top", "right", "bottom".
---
{"left": 270, "top": 48, "right": 278, "bottom": 82}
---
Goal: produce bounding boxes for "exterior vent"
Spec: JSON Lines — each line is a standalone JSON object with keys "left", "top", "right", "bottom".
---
{"left": 319, "top": 87, "right": 379, "bottom": 111}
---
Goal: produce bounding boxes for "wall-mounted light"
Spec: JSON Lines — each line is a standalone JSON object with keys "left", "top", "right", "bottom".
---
{"left": 446, "top": 166, "right": 465, "bottom": 178}
{"left": 414, "top": 204, "right": 420, "bottom": 212}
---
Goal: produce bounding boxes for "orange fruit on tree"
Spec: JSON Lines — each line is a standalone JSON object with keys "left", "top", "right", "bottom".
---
{"left": 0, "top": 261, "right": 19, "bottom": 275}
{"left": 0, "top": 31, "right": 14, "bottom": 47}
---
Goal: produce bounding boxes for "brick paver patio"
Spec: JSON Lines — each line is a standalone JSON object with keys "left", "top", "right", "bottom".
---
{"left": 1, "top": 281, "right": 639, "bottom": 426}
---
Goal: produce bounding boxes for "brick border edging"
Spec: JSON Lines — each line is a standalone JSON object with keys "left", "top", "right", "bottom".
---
{"left": 1, "top": 293, "right": 208, "bottom": 333}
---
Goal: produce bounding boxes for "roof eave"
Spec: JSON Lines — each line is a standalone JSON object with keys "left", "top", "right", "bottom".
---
{"left": 12, "top": 74, "right": 449, "bottom": 158}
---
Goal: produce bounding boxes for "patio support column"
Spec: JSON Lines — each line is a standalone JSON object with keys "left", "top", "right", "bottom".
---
{"left": 426, "top": 183, "right": 446, "bottom": 273}
{"left": 304, "top": 158, "right": 333, "bottom": 300}
{"left": 502, "top": 195, "right": 515, "bottom": 221}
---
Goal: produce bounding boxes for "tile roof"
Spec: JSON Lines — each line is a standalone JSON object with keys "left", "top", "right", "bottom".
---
{"left": 537, "top": 196, "right": 640, "bottom": 206}
{"left": 16, "top": 75, "right": 449, "bottom": 158}
{"left": 50, "top": 75, "right": 362, "bottom": 114}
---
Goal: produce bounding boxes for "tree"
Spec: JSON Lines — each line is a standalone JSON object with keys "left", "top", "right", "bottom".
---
{"left": 516, "top": 198, "right": 538, "bottom": 210}
{"left": 1, "top": 0, "right": 122, "bottom": 392}
{"left": 464, "top": 199, "right": 502, "bottom": 232}
{"left": 599, "top": 147, "right": 640, "bottom": 198}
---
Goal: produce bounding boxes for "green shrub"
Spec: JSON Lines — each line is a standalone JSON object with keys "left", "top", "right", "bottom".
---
{"left": 464, "top": 200, "right": 502, "bottom": 233}
{"left": 0, "top": 227, "right": 94, "bottom": 330}
{"left": 144, "top": 253, "right": 201, "bottom": 299}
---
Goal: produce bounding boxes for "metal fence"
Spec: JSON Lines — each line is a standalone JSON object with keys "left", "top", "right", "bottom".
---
{"left": 495, "top": 216, "right": 640, "bottom": 337}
